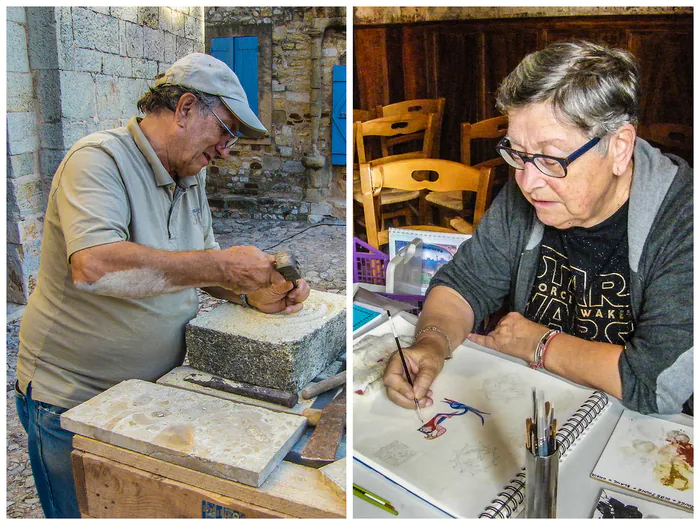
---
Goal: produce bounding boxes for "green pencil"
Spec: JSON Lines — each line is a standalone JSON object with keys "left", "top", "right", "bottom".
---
{"left": 353, "top": 484, "right": 399, "bottom": 516}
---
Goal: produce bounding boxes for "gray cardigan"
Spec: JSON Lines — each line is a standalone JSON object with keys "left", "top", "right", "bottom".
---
{"left": 429, "top": 138, "right": 693, "bottom": 414}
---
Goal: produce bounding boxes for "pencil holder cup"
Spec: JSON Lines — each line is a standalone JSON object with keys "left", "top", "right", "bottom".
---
{"left": 525, "top": 448, "right": 560, "bottom": 518}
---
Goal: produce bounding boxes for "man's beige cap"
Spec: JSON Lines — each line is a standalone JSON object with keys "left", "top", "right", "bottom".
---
{"left": 156, "top": 52, "right": 267, "bottom": 138}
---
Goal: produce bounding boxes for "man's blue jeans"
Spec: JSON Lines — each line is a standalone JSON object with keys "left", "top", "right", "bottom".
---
{"left": 14, "top": 381, "right": 80, "bottom": 518}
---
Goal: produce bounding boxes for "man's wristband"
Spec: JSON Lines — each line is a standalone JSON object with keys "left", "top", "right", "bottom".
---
{"left": 414, "top": 326, "right": 452, "bottom": 361}
{"left": 529, "top": 329, "right": 561, "bottom": 370}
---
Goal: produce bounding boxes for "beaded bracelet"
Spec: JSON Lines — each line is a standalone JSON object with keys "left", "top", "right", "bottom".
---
{"left": 529, "top": 329, "right": 561, "bottom": 370}
{"left": 414, "top": 326, "right": 453, "bottom": 361}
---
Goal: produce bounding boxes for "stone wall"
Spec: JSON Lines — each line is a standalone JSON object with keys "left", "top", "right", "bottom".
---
{"left": 354, "top": 6, "right": 693, "bottom": 25}
{"left": 204, "top": 7, "right": 347, "bottom": 222}
{"left": 6, "top": 6, "right": 204, "bottom": 304}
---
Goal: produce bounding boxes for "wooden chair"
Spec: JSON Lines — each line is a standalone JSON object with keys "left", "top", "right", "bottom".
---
{"left": 358, "top": 158, "right": 491, "bottom": 249}
{"left": 425, "top": 115, "right": 508, "bottom": 228}
{"left": 353, "top": 113, "right": 438, "bottom": 234}
{"left": 638, "top": 123, "right": 693, "bottom": 165}
{"left": 377, "top": 98, "right": 445, "bottom": 158}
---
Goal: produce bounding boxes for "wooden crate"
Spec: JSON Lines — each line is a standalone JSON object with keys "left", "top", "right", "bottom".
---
{"left": 71, "top": 435, "right": 346, "bottom": 519}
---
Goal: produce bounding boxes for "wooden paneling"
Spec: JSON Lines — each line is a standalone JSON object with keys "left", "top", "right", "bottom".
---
{"left": 355, "top": 14, "right": 693, "bottom": 162}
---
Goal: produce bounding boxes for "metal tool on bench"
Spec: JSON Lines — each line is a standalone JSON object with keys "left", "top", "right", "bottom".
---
{"left": 274, "top": 249, "right": 302, "bottom": 288}
{"left": 183, "top": 372, "right": 298, "bottom": 408}
{"left": 300, "top": 386, "right": 346, "bottom": 467}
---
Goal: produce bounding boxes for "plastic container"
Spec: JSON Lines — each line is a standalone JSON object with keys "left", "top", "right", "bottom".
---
{"left": 353, "top": 237, "right": 425, "bottom": 314}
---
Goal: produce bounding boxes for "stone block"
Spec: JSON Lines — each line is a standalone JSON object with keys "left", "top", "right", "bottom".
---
{"left": 55, "top": 7, "right": 75, "bottom": 71}
{"left": 163, "top": 32, "right": 177, "bottom": 64}
{"left": 172, "top": 10, "right": 185, "bottom": 37}
{"left": 111, "top": 6, "right": 138, "bottom": 23}
{"left": 137, "top": 7, "right": 159, "bottom": 29}
{"left": 309, "top": 202, "right": 331, "bottom": 216}
{"left": 7, "top": 214, "right": 44, "bottom": 245}
{"left": 125, "top": 22, "right": 144, "bottom": 57}
{"left": 7, "top": 152, "right": 37, "bottom": 179}
{"left": 159, "top": 7, "right": 173, "bottom": 32}
{"left": 7, "top": 22, "right": 30, "bottom": 73}
{"left": 7, "top": 7, "right": 27, "bottom": 23}
{"left": 132, "top": 58, "right": 158, "bottom": 79}
{"left": 40, "top": 149, "right": 67, "bottom": 180}
{"left": 61, "top": 379, "right": 307, "bottom": 487}
{"left": 186, "top": 290, "right": 346, "bottom": 393}
{"left": 72, "top": 7, "right": 119, "bottom": 53}
{"left": 34, "top": 70, "right": 61, "bottom": 122}
{"left": 74, "top": 48, "right": 102, "bottom": 73}
{"left": 184, "top": 14, "right": 197, "bottom": 39}
{"left": 59, "top": 71, "right": 95, "bottom": 119}
{"left": 143, "top": 26, "right": 165, "bottom": 61}
{"left": 286, "top": 91, "right": 311, "bottom": 103}
{"left": 7, "top": 72, "right": 34, "bottom": 113}
{"left": 319, "top": 458, "right": 346, "bottom": 500}
{"left": 7, "top": 238, "right": 42, "bottom": 302}
{"left": 39, "top": 122, "right": 64, "bottom": 149}
{"left": 176, "top": 36, "right": 195, "bottom": 57}
{"left": 95, "top": 75, "right": 122, "bottom": 120}
{"left": 7, "top": 112, "right": 39, "bottom": 156}
{"left": 282, "top": 160, "right": 305, "bottom": 173}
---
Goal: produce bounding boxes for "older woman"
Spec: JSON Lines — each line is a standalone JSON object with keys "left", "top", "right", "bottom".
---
{"left": 383, "top": 40, "right": 692, "bottom": 415}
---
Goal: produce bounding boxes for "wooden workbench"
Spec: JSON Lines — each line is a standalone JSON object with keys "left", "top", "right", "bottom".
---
{"left": 71, "top": 434, "right": 345, "bottom": 518}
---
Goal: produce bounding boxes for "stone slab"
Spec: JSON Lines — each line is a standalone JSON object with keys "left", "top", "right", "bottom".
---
{"left": 157, "top": 366, "right": 315, "bottom": 415}
{"left": 186, "top": 289, "right": 346, "bottom": 393}
{"left": 61, "top": 379, "right": 307, "bottom": 487}
{"left": 319, "top": 458, "right": 346, "bottom": 500}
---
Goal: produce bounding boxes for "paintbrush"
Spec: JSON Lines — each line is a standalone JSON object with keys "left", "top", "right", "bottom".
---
{"left": 386, "top": 311, "right": 424, "bottom": 423}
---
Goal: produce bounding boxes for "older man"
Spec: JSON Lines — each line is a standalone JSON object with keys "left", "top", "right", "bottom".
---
{"left": 383, "top": 41, "right": 692, "bottom": 417}
{"left": 16, "top": 53, "right": 310, "bottom": 518}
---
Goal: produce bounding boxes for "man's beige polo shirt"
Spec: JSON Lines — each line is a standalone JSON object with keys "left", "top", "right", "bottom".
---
{"left": 18, "top": 116, "right": 220, "bottom": 409}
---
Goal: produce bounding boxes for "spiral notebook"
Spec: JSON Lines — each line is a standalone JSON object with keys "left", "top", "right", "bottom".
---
{"left": 353, "top": 315, "right": 611, "bottom": 518}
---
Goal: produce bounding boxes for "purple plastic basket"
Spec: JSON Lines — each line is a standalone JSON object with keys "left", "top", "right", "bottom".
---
{"left": 353, "top": 237, "right": 388, "bottom": 285}
{"left": 353, "top": 237, "right": 425, "bottom": 314}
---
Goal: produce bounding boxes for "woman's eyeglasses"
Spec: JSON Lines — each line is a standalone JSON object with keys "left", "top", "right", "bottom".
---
{"left": 495, "top": 135, "right": 601, "bottom": 178}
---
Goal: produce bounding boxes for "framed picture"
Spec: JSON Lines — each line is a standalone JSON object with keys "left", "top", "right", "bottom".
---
{"left": 388, "top": 228, "right": 471, "bottom": 294}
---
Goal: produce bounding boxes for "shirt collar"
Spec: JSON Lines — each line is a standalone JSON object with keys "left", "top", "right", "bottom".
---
{"left": 127, "top": 116, "right": 199, "bottom": 189}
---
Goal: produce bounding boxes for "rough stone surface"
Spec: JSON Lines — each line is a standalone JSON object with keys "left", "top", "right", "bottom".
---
{"left": 186, "top": 290, "right": 346, "bottom": 393}
{"left": 61, "top": 379, "right": 307, "bottom": 487}
{"left": 319, "top": 458, "right": 346, "bottom": 500}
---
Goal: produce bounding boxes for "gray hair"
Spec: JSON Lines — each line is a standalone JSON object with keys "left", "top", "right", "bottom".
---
{"left": 495, "top": 40, "right": 640, "bottom": 147}
{"left": 137, "top": 74, "right": 220, "bottom": 115}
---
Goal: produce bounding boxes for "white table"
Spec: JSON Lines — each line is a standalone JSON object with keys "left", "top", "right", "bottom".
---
{"left": 351, "top": 313, "right": 692, "bottom": 519}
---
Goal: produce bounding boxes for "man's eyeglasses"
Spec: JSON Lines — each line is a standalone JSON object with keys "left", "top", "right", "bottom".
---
{"left": 495, "top": 135, "right": 601, "bottom": 178}
{"left": 207, "top": 107, "right": 239, "bottom": 150}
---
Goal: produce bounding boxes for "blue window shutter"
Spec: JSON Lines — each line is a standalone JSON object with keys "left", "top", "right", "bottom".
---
{"left": 234, "top": 36, "right": 259, "bottom": 116}
{"left": 210, "top": 36, "right": 259, "bottom": 117}
{"left": 210, "top": 37, "right": 234, "bottom": 69}
{"left": 331, "top": 65, "right": 346, "bottom": 166}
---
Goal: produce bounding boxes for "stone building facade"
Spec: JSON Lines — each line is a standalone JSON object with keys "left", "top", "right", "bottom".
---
{"left": 6, "top": 6, "right": 205, "bottom": 304}
{"left": 7, "top": 6, "right": 347, "bottom": 306}
{"left": 204, "top": 7, "right": 347, "bottom": 222}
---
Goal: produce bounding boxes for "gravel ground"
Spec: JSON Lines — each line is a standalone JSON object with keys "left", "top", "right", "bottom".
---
{"left": 6, "top": 217, "right": 346, "bottom": 518}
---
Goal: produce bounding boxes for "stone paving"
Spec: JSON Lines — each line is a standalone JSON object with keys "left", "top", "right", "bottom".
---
{"left": 6, "top": 217, "right": 346, "bottom": 518}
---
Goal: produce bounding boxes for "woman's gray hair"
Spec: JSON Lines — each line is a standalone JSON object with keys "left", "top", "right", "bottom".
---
{"left": 137, "top": 73, "right": 220, "bottom": 115}
{"left": 495, "top": 40, "right": 640, "bottom": 145}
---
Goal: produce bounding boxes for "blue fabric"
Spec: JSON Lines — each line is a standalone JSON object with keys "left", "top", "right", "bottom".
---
{"left": 14, "top": 381, "right": 80, "bottom": 518}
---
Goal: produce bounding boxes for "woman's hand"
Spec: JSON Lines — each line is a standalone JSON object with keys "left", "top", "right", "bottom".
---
{"left": 468, "top": 312, "right": 549, "bottom": 363}
{"left": 382, "top": 341, "right": 445, "bottom": 409}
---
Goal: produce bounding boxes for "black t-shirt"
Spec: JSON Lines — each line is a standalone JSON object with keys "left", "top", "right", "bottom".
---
{"left": 524, "top": 202, "right": 634, "bottom": 344}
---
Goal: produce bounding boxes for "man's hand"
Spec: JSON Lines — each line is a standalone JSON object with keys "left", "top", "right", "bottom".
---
{"left": 246, "top": 275, "right": 311, "bottom": 314}
{"left": 382, "top": 342, "right": 445, "bottom": 409}
{"left": 218, "top": 246, "right": 279, "bottom": 294}
{"left": 467, "top": 312, "right": 549, "bottom": 363}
